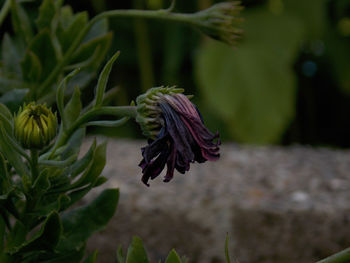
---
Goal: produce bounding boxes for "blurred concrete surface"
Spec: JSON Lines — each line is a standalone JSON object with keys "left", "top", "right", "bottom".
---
{"left": 83, "top": 138, "right": 350, "bottom": 263}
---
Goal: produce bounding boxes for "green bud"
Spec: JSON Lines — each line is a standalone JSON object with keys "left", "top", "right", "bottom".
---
{"left": 14, "top": 103, "right": 57, "bottom": 149}
{"left": 135, "top": 86, "right": 184, "bottom": 139}
{"left": 190, "top": 1, "right": 243, "bottom": 46}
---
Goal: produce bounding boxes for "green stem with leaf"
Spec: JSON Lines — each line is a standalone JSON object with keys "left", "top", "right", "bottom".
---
{"left": 37, "top": 7, "right": 194, "bottom": 98}
{"left": 316, "top": 248, "right": 350, "bottom": 263}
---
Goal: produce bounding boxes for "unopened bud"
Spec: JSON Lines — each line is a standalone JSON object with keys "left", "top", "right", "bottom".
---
{"left": 14, "top": 103, "right": 57, "bottom": 149}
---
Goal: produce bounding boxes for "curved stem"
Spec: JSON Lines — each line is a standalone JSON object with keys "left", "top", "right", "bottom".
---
{"left": 36, "top": 8, "right": 193, "bottom": 97}
{"left": 30, "top": 149, "right": 39, "bottom": 183}
{"left": 0, "top": 0, "right": 11, "bottom": 28}
{"left": 316, "top": 248, "right": 350, "bottom": 263}
{"left": 49, "top": 105, "right": 137, "bottom": 158}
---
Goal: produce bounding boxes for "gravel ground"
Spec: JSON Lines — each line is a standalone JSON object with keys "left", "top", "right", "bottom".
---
{"left": 81, "top": 138, "right": 350, "bottom": 263}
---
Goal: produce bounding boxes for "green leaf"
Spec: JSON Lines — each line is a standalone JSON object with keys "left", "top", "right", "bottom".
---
{"left": 195, "top": 8, "right": 303, "bottom": 143}
{"left": 284, "top": 0, "right": 327, "bottom": 39}
{"left": 0, "top": 103, "right": 13, "bottom": 122}
{"left": 69, "top": 32, "right": 113, "bottom": 70}
{"left": 94, "top": 51, "right": 120, "bottom": 107}
{"left": 38, "top": 246, "right": 85, "bottom": 263}
{"left": 60, "top": 128, "right": 85, "bottom": 160}
{"left": 57, "top": 188, "right": 119, "bottom": 251}
{"left": 21, "top": 50, "right": 42, "bottom": 83}
{"left": 32, "top": 172, "right": 51, "bottom": 196}
{"left": 126, "top": 236, "right": 149, "bottom": 263}
{"left": 9, "top": 211, "right": 61, "bottom": 255}
{"left": 0, "top": 153, "right": 10, "bottom": 194}
{"left": 36, "top": 0, "right": 56, "bottom": 31}
{"left": 83, "top": 18, "right": 108, "bottom": 43}
{"left": 63, "top": 86, "right": 81, "bottom": 129}
{"left": 0, "top": 89, "right": 28, "bottom": 112}
{"left": 56, "top": 68, "right": 80, "bottom": 126}
{"left": 10, "top": 0, "right": 33, "bottom": 43}
{"left": 1, "top": 34, "right": 22, "bottom": 75}
{"left": 83, "top": 250, "right": 98, "bottom": 263}
{"left": 0, "top": 126, "right": 28, "bottom": 177}
{"left": 0, "top": 122, "right": 30, "bottom": 161}
{"left": 70, "top": 141, "right": 107, "bottom": 189}
{"left": 86, "top": 117, "right": 129, "bottom": 127}
{"left": 116, "top": 246, "right": 125, "bottom": 263}
{"left": 165, "top": 249, "right": 182, "bottom": 263}
{"left": 39, "top": 153, "right": 77, "bottom": 168}
{"left": 26, "top": 30, "right": 57, "bottom": 81}
{"left": 68, "top": 139, "right": 96, "bottom": 180}
{"left": 57, "top": 11, "right": 88, "bottom": 53}
{"left": 225, "top": 234, "right": 231, "bottom": 263}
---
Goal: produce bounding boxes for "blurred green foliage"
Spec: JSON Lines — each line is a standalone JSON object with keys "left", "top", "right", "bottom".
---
{"left": 2, "top": 0, "right": 350, "bottom": 145}
{"left": 70, "top": 0, "right": 350, "bottom": 146}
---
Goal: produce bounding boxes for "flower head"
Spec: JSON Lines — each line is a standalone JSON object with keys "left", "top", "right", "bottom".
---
{"left": 190, "top": 1, "right": 243, "bottom": 46}
{"left": 14, "top": 103, "right": 57, "bottom": 149}
{"left": 136, "top": 87, "right": 220, "bottom": 186}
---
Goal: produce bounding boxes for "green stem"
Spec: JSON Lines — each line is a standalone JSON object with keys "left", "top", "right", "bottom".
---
{"left": 36, "top": 8, "right": 193, "bottom": 97}
{"left": 0, "top": 0, "right": 11, "bottom": 28}
{"left": 30, "top": 149, "right": 39, "bottom": 183}
{"left": 49, "top": 105, "right": 137, "bottom": 157}
{"left": 316, "top": 248, "right": 350, "bottom": 263}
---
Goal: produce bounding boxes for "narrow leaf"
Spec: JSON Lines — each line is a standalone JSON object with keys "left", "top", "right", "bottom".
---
{"left": 126, "top": 236, "right": 149, "bottom": 263}
{"left": 10, "top": 0, "right": 33, "bottom": 42}
{"left": 63, "top": 86, "right": 81, "bottom": 129}
{"left": 56, "top": 68, "right": 80, "bottom": 126}
{"left": 94, "top": 51, "right": 120, "bottom": 107}
{"left": 85, "top": 117, "right": 129, "bottom": 127}
{"left": 165, "top": 249, "right": 182, "bottom": 263}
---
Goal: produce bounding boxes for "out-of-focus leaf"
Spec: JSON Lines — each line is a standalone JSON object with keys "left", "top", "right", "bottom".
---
{"left": 26, "top": 30, "right": 57, "bottom": 81}
{"left": 57, "top": 188, "right": 119, "bottom": 251}
{"left": 1, "top": 34, "right": 22, "bottom": 75}
{"left": 36, "top": 0, "right": 56, "bottom": 31}
{"left": 165, "top": 249, "right": 182, "bottom": 263}
{"left": 117, "top": 246, "right": 125, "bottom": 263}
{"left": 0, "top": 126, "right": 28, "bottom": 177}
{"left": 8, "top": 212, "right": 61, "bottom": 255}
{"left": 325, "top": 29, "right": 350, "bottom": 93}
{"left": 21, "top": 50, "right": 42, "bottom": 83}
{"left": 35, "top": 245, "right": 85, "bottom": 263}
{"left": 69, "top": 32, "right": 113, "bottom": 69}
{"left": 0, "top": 153, "right": 10, "bottom": 194}
{"left": 0, "top": 89, "right": 28, "bottom": 111}
{"left": 195, "top": 8, "right": 303, "bottom": 143}
{"left": 63, "top": 86, "right": 81, "bottom": 128}
{"left": 57, "top": 11, "right": 88, "bottom": 53}
{"left": 83, "top": 250, "right": 98, "bottom": 263}
{"left": 83, "top": 18, "right": 108, "bottom": 43}
{"left": 10, "top": 0, "right": 33, "bottom": 43}
{"left": 126, "top": 236, "right": 149, "bottom": 263}
{"left": 284, "top": 0, "right": 327, "bottom": 38}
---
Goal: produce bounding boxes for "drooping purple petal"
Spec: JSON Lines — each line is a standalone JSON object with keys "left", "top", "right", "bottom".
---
{"left": 139, "top": 92, "right": 220, "bottom": 186}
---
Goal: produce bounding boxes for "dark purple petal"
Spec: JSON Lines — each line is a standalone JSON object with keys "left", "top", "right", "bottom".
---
{"left": 139, "top": 92, "right": 220, "bottom": 186}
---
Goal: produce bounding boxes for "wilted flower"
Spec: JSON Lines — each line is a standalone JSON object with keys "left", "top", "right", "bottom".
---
{"left": 14, "top": 103, "right": 57, "bottom": 149}
{"left": 189, "top": 1, "right": 243, "bottom": 46}
{"left": 136, "top": 87, "right": 220, "bottom": 186}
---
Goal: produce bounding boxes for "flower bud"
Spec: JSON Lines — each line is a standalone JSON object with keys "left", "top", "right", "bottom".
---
{"left": 14, "top": 103, "right": 57, "bottom": 149}
{"left": 135, "top": 86, "right": 184, "bottom": 138}
{"left": 190, "top": 1, "right": 243, "bottom": 46}
{"left": 136, "top": 87, "right": 220, "bottom": 186}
